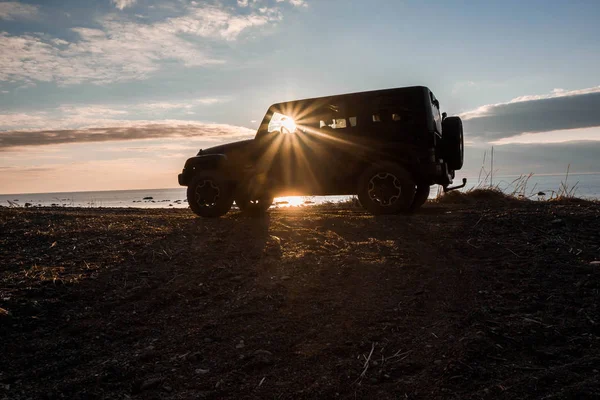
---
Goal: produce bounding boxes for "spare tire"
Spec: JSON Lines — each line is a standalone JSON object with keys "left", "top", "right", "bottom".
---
{"left": 442, "top": 116, "right": 464, "bottom": 171}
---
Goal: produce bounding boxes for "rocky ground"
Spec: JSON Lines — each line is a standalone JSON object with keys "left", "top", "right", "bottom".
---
{"left": 1, "top": 195, "right": 599, "bottom": 399}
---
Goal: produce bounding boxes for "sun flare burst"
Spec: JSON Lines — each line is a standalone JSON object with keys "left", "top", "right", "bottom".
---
{"left": 275, "top": 196, "right": 305, "bottom": 207}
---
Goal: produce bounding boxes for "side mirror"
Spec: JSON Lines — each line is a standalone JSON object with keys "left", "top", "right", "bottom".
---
{"left": 442, "top": 112, "right": 447, "bottom": 120}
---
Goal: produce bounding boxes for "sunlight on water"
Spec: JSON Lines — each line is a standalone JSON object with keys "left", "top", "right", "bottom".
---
{"left": 273, "top": 196, "right": 309, "bottom": 207}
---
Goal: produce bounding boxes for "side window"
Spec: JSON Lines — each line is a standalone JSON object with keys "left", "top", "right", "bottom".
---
{"left": 268, "top": 112, "right": 296, "bottom": 133}
{"left": 332, "top": 118, "right": 347, "bottom": 129}
{"left": 392, "top": 113, "right": 401, "bottom": 121}
{"left": 349, "top": 116, "right": 357, "bottom": 127}
{"left": 321, "top": 118, "right": 348, "bottom": 129}
{"left": 372, "top": 114, "right": 381, "bottom": 122}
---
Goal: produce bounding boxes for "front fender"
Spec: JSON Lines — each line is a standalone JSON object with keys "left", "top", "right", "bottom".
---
{"left": 178, "top": 154, "right": 228, "bottom": 186}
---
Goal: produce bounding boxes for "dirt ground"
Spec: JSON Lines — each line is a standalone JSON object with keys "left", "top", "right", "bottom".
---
{"left": 1, "top": 197, "right": 599, "bottom": 399}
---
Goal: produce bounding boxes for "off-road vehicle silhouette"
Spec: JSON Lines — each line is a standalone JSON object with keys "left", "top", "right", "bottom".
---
{"left": 178, "top": 86, "right": 465, "bottom": 217}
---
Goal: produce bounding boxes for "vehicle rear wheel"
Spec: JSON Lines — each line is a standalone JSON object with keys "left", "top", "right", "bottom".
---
{"left": 442, "top": 116, "right": 464, "bottom": 171}
{"left": 357, "top": 162, "right": 416, "bottom": 215}
{"left": 410, "top": 184, "right": 431, "bottom": 211}
{"left": 187, "top": 173, "right": 234, "bottom": 218}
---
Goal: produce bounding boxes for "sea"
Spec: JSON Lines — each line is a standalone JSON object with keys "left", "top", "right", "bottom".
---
{"left": 1, "top": 173, "right": 599, "bottom": 209}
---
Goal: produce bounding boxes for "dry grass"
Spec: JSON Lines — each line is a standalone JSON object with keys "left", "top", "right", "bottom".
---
{"left": 437, "top": 149, "right": 584, "bottom": 204}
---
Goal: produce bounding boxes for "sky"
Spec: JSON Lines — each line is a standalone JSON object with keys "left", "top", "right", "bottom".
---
{"left": 1, "top": 0, "right": 600, "bottom": 194}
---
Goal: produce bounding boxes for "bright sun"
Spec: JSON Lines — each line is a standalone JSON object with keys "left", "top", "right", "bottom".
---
{"left": 281, "top": 116, "right": 297, "bottom": 133}
{"left": 275, "top": 196, "right": 305, "bottom": 207}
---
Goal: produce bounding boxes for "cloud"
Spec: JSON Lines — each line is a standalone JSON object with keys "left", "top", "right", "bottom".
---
{"left": 162, "top": 4, "right": 281, "bottom": 41}
{"left": 0, "top": 98, "right": 233, "bottom": 132}
{"left": 276, "top": 0, "right": 307, "bottom": 7}
{"left": 111, "top": 0, "right": 137, "bottom": 10}
{"left": 0, "top": 122, "right": 255, "bottom": 149}
{"left": 0, "top": 1, "right": 38, "bottom": 20}
{"left": 0, "top": 3, "right": 283, "bottom": 85}
{"left": 460, "top": 86, "right": 600, "bottom": 142}
{"left": 288, "top": 0, "right": 308, "bottom": 7}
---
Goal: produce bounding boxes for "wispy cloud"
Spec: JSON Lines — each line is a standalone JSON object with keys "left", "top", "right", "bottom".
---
{"left": 0, "top": 98, "right": 233, "bottom": 131}
{"left": 111, "top": 0, "right": 137, "bottom": 10}
{"left": 460, "top": 86, "right": 600, "bottom": 142}
{"left": 0, "top": 1, "right": 38, "bottom": 20}
{"left": 0, "top": 3, "right": 285, "bottom": 85}
{"left": 0, "top": 122, "right": 255, "bottom": 149}
{"left": 276, "top": 0, "right": 308, "bottom": 7}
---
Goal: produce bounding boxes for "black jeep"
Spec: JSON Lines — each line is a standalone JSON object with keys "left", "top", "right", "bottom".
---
{"left": 178, "top": 86, "right": 464, "bottom": 217}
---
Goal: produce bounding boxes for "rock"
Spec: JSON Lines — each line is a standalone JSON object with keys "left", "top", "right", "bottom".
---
{"left": 281, "top": 276, "right": 291, "bottom": 281}
{"left": 551, "top": 219, "right": 563, "bottom": 225}
{"left": 254, "top": 349, "right": 273, "bottom": 356}
{"left": 434, "top": 359, "right": 443, "bottom": 365}
{"left": 143, "top": 196, "right": 153, "bottom": 200}
{"left": 195, "top": 368, "right": 210, "bottom": 375}
{"left": 186, "top": 352, "right": 202, "bottom": 362}
{"left": 162, "top": 385, "right": 173, "bottom": 392}
{"left": 140, "top": 377, "right": 162, "bottom": 391}
{"left": 236, "top": 340, "right": 245, "bottom": 349}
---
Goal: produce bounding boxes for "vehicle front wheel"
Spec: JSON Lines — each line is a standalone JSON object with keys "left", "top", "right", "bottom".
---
{"left": 187, "top": 173, "right": 234, "bottom": 218}
{"left": 235, "top": 196, "right": 274, "bottom": 215}
{"left": 357, "top": 163, "right": 416, "bottom": 215}
{"left": 235, "top": 175, "right": 273, "bottom": 216}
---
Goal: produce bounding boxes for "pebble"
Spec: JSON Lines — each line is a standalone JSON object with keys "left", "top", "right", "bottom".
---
{"left": 140, "top": 377, "right": 162, "bottom": 391}
{"left": 162, "top": 385, "right": 173, "bottom": 392}
{"left": 195, "top": 368, "right": 210, "bottom": 375}
{"left": 186, "top": 352, "right": 202, "bottom": 362}
{"left": 254, "top": 349, "right": 273, "bottom": 356}
{"left": 551, "top": 219, "right": 563, "bottom": 224}
{"left": 236, "top": 340, "right": 245, "bottom": 349}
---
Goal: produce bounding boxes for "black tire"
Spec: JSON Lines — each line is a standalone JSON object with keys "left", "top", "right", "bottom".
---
{"left": 235, "top": 195, "right": 273, "bottom": 215}
{"left": 442, "top": 116, "right": 464, "bottom": 171}
{"left": 410, "top": 184, "right": 431, "bottom": 211}
{"left": 357, "top": 162, "right": 416, "bottom": 215}
{"left": 187, "top": 173, "right": 233, "bottom": 218}
{"left": 235, "top": 174, "right": 274, "bottom": 216}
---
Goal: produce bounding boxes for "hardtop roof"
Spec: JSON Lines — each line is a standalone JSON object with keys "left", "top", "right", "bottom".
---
{"left": 268, "top": 85, "right": 430, "bottom": 110}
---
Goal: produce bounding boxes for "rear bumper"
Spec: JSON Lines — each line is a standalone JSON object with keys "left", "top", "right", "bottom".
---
{"left": 423, "top": 161, "right": 453, "bottom": 186}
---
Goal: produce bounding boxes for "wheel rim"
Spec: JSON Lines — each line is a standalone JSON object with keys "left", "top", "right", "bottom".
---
{"left": 368, "top": 172, "right": 402, "bottom": 207}
{"left": 194, "top": 179, "right": 220, "bottom": 208}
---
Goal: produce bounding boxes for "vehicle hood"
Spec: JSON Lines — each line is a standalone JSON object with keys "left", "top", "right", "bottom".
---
{"left": 197, "top": 139, "right": 254, "bottom": 156}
